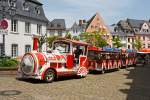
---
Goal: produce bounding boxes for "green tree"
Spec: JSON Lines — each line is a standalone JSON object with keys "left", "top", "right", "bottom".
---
{"left": 72, "top": 36, "right": 80, "bottom": 41}
{"left": 46, "top": 36, "right": 58, "bottom": 48}
{"left": 112, "top": 36, "right": 123, "bottom": 48}
{"left": 65, "top": 32, "right": 72, "bottom": 39}
{"left": 80, "top": 32, "right": 108, "bottom": 47}
{"left": 38, "top": 34, "right": 47, "bottom": 51}
{"left": 133, "top": 38, "right": 142, "bottom": 50}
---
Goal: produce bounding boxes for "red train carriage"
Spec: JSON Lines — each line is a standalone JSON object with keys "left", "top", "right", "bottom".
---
{"left": 18, "top": 38, "right": 89, "bottom": 83}
{"left": 136, "top": 48, "right": 150, "bottom": 65}
{"left": 87, "top": 47, "right": 122, "bottom": 73}
{"left": 121, "top": 49, "right": 137, "bottom": 67}
{"left": 87, "top": 46, "right": 102, "bottom": 71}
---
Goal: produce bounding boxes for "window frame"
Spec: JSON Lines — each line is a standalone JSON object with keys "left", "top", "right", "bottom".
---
{"left": 25, "top": 45, "right": 31, "bottom": 53}
{"left": 11, "top": 44, "right": 18, "bottom": 58}
{"left": 25, "top": 22, "right": 31, "bottom": 33}
{"left": 11, "top": 19, "right": 18, "bottom": 32}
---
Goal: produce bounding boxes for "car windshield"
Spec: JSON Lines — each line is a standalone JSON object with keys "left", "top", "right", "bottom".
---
{"left": 53, "top": 42, "right": 70, "bottom": 53}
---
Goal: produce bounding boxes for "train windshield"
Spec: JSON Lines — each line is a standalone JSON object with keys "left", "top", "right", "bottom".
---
{"left": 53, "top": 42, "right": 70, "bottom": 53}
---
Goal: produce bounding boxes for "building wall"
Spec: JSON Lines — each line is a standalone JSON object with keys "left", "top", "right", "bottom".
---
{"left": 1, "top": 18, "right": 47, "bottom": 57}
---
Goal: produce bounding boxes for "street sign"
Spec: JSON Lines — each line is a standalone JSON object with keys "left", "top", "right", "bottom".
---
{"left": 0, "top": 29, "right": 8, "bottom": 35}
{"left": 0, "top": 19, "right": 8, "bottom": 29}
{"left": 0, "top": 19, "right": 8, "bottom": 35}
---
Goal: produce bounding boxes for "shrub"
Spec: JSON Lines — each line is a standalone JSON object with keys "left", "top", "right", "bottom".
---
{"left": 0, "top": 56, "right": 19, "bottom": 67}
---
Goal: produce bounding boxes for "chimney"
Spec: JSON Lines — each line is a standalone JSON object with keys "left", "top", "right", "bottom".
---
{"left": 83, "top": 20, "right": 86, "bottom": 23}
{"left": 79, "top": 20, "right": 83, "bottom": 26}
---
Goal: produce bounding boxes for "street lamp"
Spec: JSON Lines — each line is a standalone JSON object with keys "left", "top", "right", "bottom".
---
{"left": 0, "top": 0, "right": 16, "bottom": 56}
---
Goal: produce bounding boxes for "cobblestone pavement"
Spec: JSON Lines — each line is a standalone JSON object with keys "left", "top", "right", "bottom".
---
{"left": 0, "top": 65, "right": 150, "bottom": 100}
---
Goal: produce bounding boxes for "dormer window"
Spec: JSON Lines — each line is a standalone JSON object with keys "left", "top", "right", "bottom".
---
{"left": 35, "top": 7, "right": 40, "bottom": 14}
{"left": 57, "top": 24, "right": 61, "bottom": 27}
{"left": 134, "top": 28, "right": 139, "bottom": 32}
{"left": 23, "top": 2, "right": 29, "bottom": 11}
{"left": 8, "top": 0, "right": 16, "bottom": 8}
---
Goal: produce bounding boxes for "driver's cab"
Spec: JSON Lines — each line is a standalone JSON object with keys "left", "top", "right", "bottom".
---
{"left": 52, "top": 38, "right": 89, "bottom": 69}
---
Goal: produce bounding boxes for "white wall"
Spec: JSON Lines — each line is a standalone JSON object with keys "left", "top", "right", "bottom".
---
{"left": 4, "top": 18, "right": 47, "bottom": 57}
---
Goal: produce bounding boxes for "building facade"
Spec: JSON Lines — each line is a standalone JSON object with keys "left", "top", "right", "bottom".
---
{"left": 111, "top": 19, "right": 150, "bottom": 49}
{"left": 69, "top": 20, "right": 87, "bottom": 37}
{"left": 69, "top": 13, "right": 112, "bottom": 46}
{"left": 47, "top": 19, "right": 66, "bottom": 37}
{"left": 0, "top": 0, "right": 48, "bottom": 57}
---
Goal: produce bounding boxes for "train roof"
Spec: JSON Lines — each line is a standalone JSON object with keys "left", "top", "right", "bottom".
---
{"left": 121, "top": 48, "right": 136, "bottom": 53}
{"left": 88, "top": 46, "right": 102, "bottom": 51}
{"left": 138, "top": 48, "right": 150, "bottom": 53}
{"left": 102, "top": 47, "right": 121, "bottom": 52}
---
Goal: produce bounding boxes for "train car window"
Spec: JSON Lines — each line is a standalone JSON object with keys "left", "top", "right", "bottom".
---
{"left": 53, "top": 42, "right": 70, "bottom": 53}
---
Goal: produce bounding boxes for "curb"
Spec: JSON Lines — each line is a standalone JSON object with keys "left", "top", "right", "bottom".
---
{"left": 0, "top": 67, "right": 18, "bottom": 76}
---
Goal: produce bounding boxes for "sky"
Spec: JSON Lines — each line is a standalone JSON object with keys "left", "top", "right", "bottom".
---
{"left": 41, "top": 0, "right": 150, "bottom": 28}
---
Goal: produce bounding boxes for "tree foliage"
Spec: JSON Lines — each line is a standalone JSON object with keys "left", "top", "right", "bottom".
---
{"left": 133, "top": 38, "right": 142, "bottom": 50}
{"left": 112, "top": 36, "right": 123, "bottom": 48}
{"left": 38, "top": 35, "right": 47, "bottom": 51}
{"left": 46, "top": 36, "right": 58, "bottom": 48}
{"left": 80, "top": 32, "right": 108, "bottom": 47}
{"left": 72, "top": 36, "right": 80, "bottom": 41}
{"left": 65, "top": 32, "right": 72, "bottom": 39}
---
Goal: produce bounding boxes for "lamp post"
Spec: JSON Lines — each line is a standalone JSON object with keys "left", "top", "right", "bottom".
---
{"left": 0, "top": 0, "right": 16, "bottom": 56}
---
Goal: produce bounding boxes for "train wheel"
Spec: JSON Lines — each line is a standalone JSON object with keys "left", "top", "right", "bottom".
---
{"left": 44, "top": 69, "right": 55, "bottom": 83}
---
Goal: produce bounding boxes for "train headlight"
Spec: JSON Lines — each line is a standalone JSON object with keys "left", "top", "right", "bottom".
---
{"left": 21, "top": 54, "right": 34, "bottom": 75}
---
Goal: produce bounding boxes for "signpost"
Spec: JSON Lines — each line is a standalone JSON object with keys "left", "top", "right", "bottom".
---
{"left": 0, "top": 19, "right": 8, "bottom": 56}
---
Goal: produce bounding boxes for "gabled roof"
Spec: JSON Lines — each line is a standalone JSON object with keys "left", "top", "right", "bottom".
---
{"left": 47, "top": 19, "right": 66, "bottom": 30}
{"left": 86, "top": 14, "right": 96, "bottom": 29}
{"left": 71, "top": 22, "right": 78, "bottom": 29}
{"left": 85, "top": 12, "right": 110, "bottom": 33}
{"left": 127, "top": 19, "right": 145, "bottom": 28}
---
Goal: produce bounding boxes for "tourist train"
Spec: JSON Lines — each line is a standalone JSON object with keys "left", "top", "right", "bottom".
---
{"left": 17, "top": 38, "right": 137, "bottom": 83}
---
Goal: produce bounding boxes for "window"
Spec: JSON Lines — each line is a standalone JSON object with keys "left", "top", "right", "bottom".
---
{"left": 25, "top": 45, "right": 31, "bottom": 53}
{"left": 148, "top": 44, "right": 150, "bottom": 48}
{"left": 51, "top": 24, "right": 54, "bottom": 27}
{"left": 23, "top": 2, "right": 29, "bottom": 11}
{"left": 57, "top": 24, "right": 61, "bottom": 27}
{"left": 53, "top": 42, "right": 70, "bottom": 53}
{"left": 128, "top": 38, "right": 130, "bottom": 42}
{"left": 0, "top": 44, "right": 3, "bottom": 56}
{"left": 11, "top": 19, "right": 18, "bottom": 32}
{"left": 35, "top": 7, "right": 40, "bottom": 14}
{"left": 134, "top": 29, "right": 139, "bottom": 32}
{"left": 143, "top": 36, "right": 145, "bottom": 41}
{"left": 37, "top": 24, "right": 42, "bottom": 34}
{"left": 8, "top": 0, "right": 16, "bottom": 8}
{"left": 128, "top": 45, "right": 130, "bottom": 49}
{"left": 58, "top": 31, "right": 62, "bottom": 36}
{"left": 12, "top": 44, "right": 18, "bottom": 57}
{"left": 143, "top": 44, "right": 145, "bottom": 48}
{"left": 132, "top": 38, "right": 134, "bottom": 42}
{"left": 25, "top": 22, "right": 31, "bottom": 33}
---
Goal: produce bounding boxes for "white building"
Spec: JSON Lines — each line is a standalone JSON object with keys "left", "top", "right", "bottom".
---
{"left": 0, "top": 0, "right": 48, "bottom": 57}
